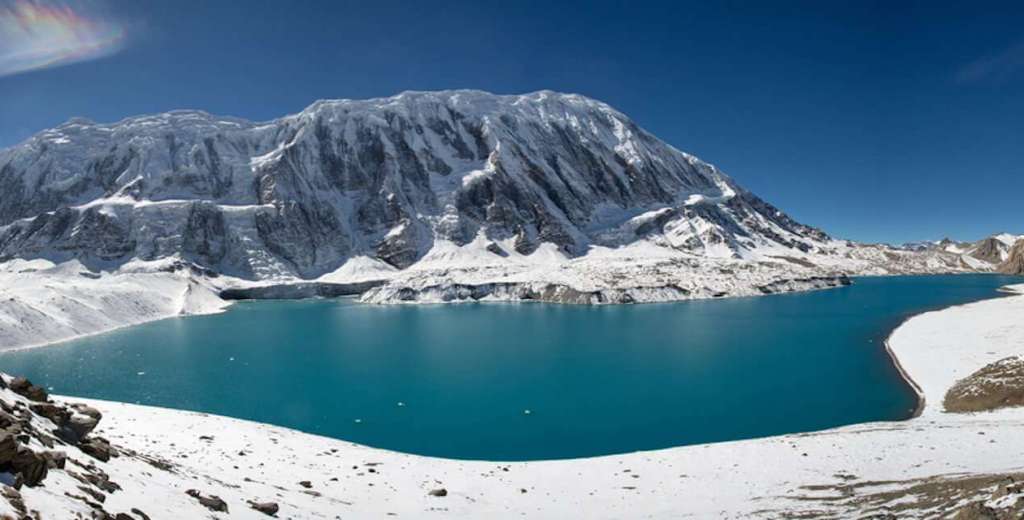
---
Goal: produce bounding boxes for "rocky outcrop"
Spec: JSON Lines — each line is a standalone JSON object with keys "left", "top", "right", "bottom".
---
{"left": 999, "top": 240, "right": 1024, "bottom": 275}
{"left": 0, "top": 374, "right": 158, "bottom": 518}
{"left": 945, "top": 356, "right": 1024, "bottom": 413}
{"left": 0, "top": 376, "right": 111, "bottom": 491}
{"left": 219, "top": 280, "right": 386, "bottom": 300}
{"left": 970, "top": 237, "right": 1007, "bottom": 264}
{"left": 361, "top": 275, "right": 852, "bottom": 304}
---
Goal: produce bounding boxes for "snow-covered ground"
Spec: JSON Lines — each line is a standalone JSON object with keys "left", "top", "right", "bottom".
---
{"left": 3, "top": 282, "right": 1024, "bottom": 517}
{"left": 0, "top": 259, "right": 228, "bottom": 350}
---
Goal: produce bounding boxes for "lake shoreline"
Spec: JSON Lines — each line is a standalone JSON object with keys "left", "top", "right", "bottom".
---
{"left": 4, "top": 273, "right": 1020, "bottom": 461}
{"left": 4, "top": 280, "right": 1024, "bottom": 517}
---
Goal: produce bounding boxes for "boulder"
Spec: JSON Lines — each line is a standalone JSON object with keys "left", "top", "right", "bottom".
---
{"left": 80, "top": 437, "right": 114, "bottom": 462}
{"left": 30, "top": 403, "right": 71, "bottom": 426}
{"left": 41, "top": 450, "right": 67, "bottom": 469}
{"left": 8, "top": 378, "right": 48, "bottom": 402}
{"left": 71, "top": 403, "right": 103, "bottom": 421}
{"left": 186, "top": 489, "right": 229, "bottom": 512}
{"left": 11, "top": 447, "right": 47, "bottom": 487}
{"left": 249, "top": 501, "right": 280, "bottom": 516}
{"left": 67, "top": 410, "right": 101, "bottom": 440}
{"left": 0, "top": 433, "right": 16, "bottom": 465}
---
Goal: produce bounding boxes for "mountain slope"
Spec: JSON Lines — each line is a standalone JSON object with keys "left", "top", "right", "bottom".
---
{"left": 0, "top": 91, "right": 830, "bottom": 278}
{"left": 0, "top": 90, "right": 999, "bottom": 304}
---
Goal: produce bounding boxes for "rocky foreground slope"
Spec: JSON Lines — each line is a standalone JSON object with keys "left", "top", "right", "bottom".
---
{"left": 0, "top": 90, "right": 1012, "bottom": 305}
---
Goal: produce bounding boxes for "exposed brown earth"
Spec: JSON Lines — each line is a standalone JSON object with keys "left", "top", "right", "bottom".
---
{"left": 945, "top": 356, "right": 1024, "bottom": 413}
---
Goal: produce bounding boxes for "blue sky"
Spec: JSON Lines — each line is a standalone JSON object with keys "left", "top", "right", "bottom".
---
{"left": 1, "top": 0, "right": 1022, "bottom": 244}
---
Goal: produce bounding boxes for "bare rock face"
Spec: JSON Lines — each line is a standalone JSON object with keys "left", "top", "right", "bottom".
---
{"left": 998, "top": 240, "right": 1024, "bottom": 275}
{"left": 970, "top": 237, "right": 1007, "bottom": 264}
{"left": 0, "top": 90, "right": 831, "bottom": 279}
{"left": 945, "top": 356, "right": 1024, "bottom": 413}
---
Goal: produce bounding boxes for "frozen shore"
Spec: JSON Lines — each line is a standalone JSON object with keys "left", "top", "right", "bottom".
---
{"left": 0, "top": 239, "right": 972, "bottom": 351}
{"left": 0, "top": 259, "right": 229, "bottom": 351}
{"left": 2, "top": 281, "right": 1023, "bottom": 517}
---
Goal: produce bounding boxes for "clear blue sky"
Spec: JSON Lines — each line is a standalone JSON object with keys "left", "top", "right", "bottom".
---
{"left": 1, "top": 0, "right": 1022, "bottom": 244}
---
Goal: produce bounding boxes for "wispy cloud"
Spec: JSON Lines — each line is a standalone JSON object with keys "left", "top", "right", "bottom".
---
{"left": 957, "top": 38, "right": 1024, "bottom": 84}
{"left": 0, "top": 0, "right": 125, "bottom": 78}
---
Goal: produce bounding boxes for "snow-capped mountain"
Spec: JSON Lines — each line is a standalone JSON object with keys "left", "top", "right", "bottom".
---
{"left": 0, "top": 90, "right": 831, "bottom": 279}
{"left": 898, "top": 234, "right": 1022, "bottom": 268}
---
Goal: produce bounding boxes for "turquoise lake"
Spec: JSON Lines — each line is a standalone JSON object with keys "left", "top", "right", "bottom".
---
{"left": 1, "top": 274, "right": 1019, "bottom": 460}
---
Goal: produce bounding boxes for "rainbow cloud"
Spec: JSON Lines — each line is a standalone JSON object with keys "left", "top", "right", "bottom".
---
{"left": 0, "top": 0, "right": 125, "bottom": 78}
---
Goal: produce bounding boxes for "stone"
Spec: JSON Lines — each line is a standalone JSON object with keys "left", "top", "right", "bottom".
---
{"left": 29, "top": 403, "right": 70, "bottom": 426}
{"left": 67, "top": 411, "right": 101, "bottom": 440}
{"left": 42, "top": 450, "right": 67, "bottom": 469}
{"left": 428, "top": 488, "right": 448, "bottom": 497}
{"left": 71, "top": 403, "right": 103, "bottom": 421}
{"left": 8, "top": 378, "right": 48, "bottom": 402}
{"left": 186, "top": 489, "right": 229, "bottom": 512}
{"left": 249, "top": 501, "right": 280, "bottom": 516}
{"left": 11, "top": 447, "right": 47, "bottom": 487}
{"left": 80, "top": 437, "right": 114, "bottom": 462}
{"left": 0, "top": 432, "right": 16, "bottom": 465}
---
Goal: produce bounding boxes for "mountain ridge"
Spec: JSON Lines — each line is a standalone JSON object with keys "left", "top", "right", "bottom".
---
{"left": 0, "top": 90, "right": 827, "bottom": 277}
{"left": 0, "top": 89, "right": 1006, "bottom": 303}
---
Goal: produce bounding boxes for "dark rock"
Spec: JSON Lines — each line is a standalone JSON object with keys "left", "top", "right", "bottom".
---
{"left": 220, "top": 280, "right": 385, "bottom": 300}
{"left": 130, "top": 508, "right": 152, "bottom": 520}
{"left": 77, "top": 484, "right": 107, "bottom": 503}
{"left": 71, "top": 403, "right": 103, "bottom": 421}
{"left": 84, "top": 469, "right": 121, "bottom": 493}
{"left": 249, "top": 501, "right": 280, "bottom": 516}
{"left": 485, "top": 242, "right": 509, "bottom": 257}
{"left": 428, "top": 488, "right": 448, "bottom": 497}
{"left": 42, "top": 450, "right": 67, "bottom": 469}
{"left": 80, "top": 436, "right": 114, "bottom": 462}
{"left": 0, "top": 432, "right": 16, "bottom": 465}
{"left": 30, "top": 403, "right": 71, "bottom": 427}
{"left": 9, "top": 377, "right": 48, "bottom": 402}
{"left": 298, "top": 480, "right": 312, "bottom": 488}
{"left": 186, "top": 489, "right": 229, "bottom": 512}
{"left": 67, "top": 410, "right": 101, "bottom": 441}
{"left": 11, "top": 446, "right": 47, "bottom": 486}
{"left": 0, "top": 486, "right": 25, "bottom": 514}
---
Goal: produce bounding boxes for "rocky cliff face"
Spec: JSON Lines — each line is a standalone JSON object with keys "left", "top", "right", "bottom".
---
{"left": 999, "top": 240, "right": 1024, "bottom": 275}
{"left": 0, "top": 91, "right": 832, "bottom": 280}
{"left": 969, "top": 237, "right": 1008, "bottom": 264}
